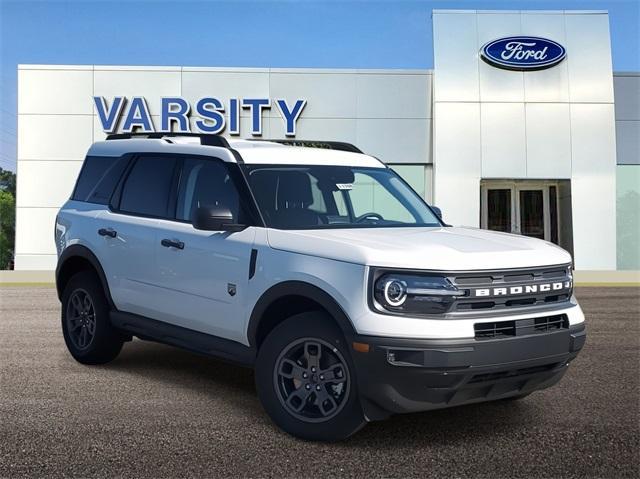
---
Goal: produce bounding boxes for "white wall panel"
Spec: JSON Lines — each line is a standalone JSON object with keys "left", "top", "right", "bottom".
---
{"left": 570, "top": 103, "right": 617, "bottom": 269}
{"left": 477, "top": 13, "right": 524, "bottom": 102}
{"left": 93, "top": 70, "right": 181, "bottom": 116}
{"left": 356, "top": 119, "right": 431, "bottom": 164}
{"left": 613, "top": 75, "right": 640, "bottom": 120}
{"left": 13, "top": 254, "right": 57, "bottom": 270}
{"left": 269, "top": 73, "right": 357, "bottom": 118}
{"left": 565, "top": 14, "right": 614, "bottom": 103}
{"left": 269, "top": 117, "right": 356, "bottom": 143}
{"left": 356, "top": 74, "right": 431, "bottom": 119}
{"left": 19, "top": 114, "right": 93, "bottom": 160}
{"left": 615, "top": 121, "right": 640, "bottom": 165}
{"left": 521, "top": 13, "right": 570, "bottom": 102}
{"left": 181, "top": 71, "right": 270, "bottom": 117}
{"left": 525, "top": 103, "right": 571, "bottom": 178}
{"left": 18, "top": 69, "right": 93, "bottom": 115}
{"left": 17, "top": 161, "right": 82, "bottom": 207}
{"left": 433, "top": 103, "right": 481, "bottom": 227}
{"left": 433, "top": 12, "right": 479, "bottom": 102}
{"left": 571, "top": 104, "right": 617, "bottom": 175}
{"left": 480, "top": 103, "right": 526, "bottom": 178}
{"left": 15, "top": 208, "right": 59, "bottom": 255}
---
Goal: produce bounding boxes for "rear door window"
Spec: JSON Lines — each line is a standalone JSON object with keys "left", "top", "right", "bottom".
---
{"left": 118, "top": 156, "right": 178, "bottom": 218}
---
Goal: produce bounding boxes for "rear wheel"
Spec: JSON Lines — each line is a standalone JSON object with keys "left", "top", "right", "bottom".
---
{"left": 61, "top": 271, "right": 123, "bottom": 364}
{"left": 255, "top": 312, "right": 366, "bottom": 441}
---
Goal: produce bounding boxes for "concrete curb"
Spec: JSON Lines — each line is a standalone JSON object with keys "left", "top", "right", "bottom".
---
{"left": 573, "top": 270, "right": 640, "bottom": 286}
{"left": 0, "top": 270, "right": 55, "bottom": 284}
{"left": 1, "top": 269, "right": 638, "bottom": 286}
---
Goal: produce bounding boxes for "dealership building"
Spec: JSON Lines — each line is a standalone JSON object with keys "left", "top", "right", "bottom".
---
{"left": 15, "top": 10, "right": 639, "bottom": 272}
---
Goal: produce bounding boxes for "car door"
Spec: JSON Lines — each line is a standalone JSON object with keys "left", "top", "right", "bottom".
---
{"left": 151, "top": 156, "right": 257, "bottom": 344}
{"left": 96, "top": 154, "right": 179, "bottom": 319}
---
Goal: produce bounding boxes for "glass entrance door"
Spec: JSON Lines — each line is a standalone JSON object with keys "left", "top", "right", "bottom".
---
{"left": 482, "top": 182, "right": 558, "bottom": 243}
{"left": 486, "top": 189, "right": 512, "bottom": 233}
{"left": 518, "top": 189, "right": 545, "bottom": 239}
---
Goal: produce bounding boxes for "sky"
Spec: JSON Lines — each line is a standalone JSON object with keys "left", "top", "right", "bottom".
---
{"left": 1, "top": 0, "right": 639, "bottom": 172}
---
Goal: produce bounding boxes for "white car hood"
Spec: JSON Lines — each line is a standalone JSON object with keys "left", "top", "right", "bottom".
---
{"left": 266, "top": 226, "right": 572, "bottom": 271}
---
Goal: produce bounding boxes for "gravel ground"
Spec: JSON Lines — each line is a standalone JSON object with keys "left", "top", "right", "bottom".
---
{"left": 0, "top": 286, "right": 638, "bottom": 478}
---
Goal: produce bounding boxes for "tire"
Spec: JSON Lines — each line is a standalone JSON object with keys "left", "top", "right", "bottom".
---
{"left": 255, "top": 311, "right": 366, "bottom": 441}
{"left": 61, "top": 270, "right": 124, "bottom": 365}
{"left": 503, "top": 393, "right": 531, "bottom": 401}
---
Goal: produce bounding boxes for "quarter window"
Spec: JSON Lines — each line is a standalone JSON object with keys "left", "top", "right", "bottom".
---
{"left": 119, "top": 156, "right": 177, "bottom": 218}
{"left": 73, "top": 155, "right": 129, "bottom": 204}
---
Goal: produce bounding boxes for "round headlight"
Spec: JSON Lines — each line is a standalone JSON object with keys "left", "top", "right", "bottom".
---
{"left": 373, "top": 271, "right": 464, "bottom": 315}
{"left": 383, "top": 279, "right": 407, "bottom": 306}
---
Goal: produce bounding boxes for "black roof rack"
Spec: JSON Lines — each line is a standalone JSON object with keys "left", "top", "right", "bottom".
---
{"left": 253, "top": 139, "right": 363, "bottom": 154}
{"left": 106, "top": 132, "right": 230, "bottom": 148}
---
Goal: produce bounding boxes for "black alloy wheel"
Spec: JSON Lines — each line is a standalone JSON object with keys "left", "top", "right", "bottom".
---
{"left": 65, "top": 289, "right": 97, "bottom": 350}
{"left": 255, "top": 311, "right": 366, "bottom": 441}
{"left": 274, "top": 337, "right": 350, "bottom": 422}
{"left": 61, "top": 271, "right": 124, "bottom": 364}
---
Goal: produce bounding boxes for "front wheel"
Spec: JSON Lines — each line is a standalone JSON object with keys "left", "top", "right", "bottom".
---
{"left": 255, "top": 312, "right": 366, "bottom": 441}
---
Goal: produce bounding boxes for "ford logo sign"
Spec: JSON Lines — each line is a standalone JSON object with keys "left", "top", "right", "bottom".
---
{"left": 481, "top": 36, "right": 566, "bottom": 71}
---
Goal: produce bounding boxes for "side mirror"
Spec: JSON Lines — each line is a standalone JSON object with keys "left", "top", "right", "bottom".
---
{"left": 192, "top": 206, "right": 245, "bottom": 232}
{"left": 431, "top": 206, "right": 443, "bottom": 221}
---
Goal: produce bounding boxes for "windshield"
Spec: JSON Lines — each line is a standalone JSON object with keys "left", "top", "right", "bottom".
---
{"left": 244, "top": 165, "right": 442, "bottom": 229}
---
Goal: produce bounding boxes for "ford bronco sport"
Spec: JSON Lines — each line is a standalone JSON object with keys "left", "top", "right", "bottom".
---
{"left": 55, "top": 133, "right": 586, "bottom": 441}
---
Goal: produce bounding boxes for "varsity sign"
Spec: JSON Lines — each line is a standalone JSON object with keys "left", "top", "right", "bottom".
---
{"left": 93, "top": 96, "right": 307, "bottom": 137}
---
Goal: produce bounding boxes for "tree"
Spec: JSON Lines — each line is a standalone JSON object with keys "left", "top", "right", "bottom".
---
{"left": 0, "top": 168, "right": 16, "bottom": 196}
{"left": 0, "top": 168, "right": 16, "bottom": 269}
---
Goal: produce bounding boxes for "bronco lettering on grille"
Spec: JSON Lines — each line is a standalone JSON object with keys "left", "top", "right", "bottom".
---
{"left": 473, "top": 281, "right": 571, "bottom": 298}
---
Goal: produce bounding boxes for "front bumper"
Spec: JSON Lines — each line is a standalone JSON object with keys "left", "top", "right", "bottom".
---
{"left": 351, "top": 323, "right": 586, "bottom": 421}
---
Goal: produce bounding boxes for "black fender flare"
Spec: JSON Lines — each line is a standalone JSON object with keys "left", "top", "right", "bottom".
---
{"left": 247, "top": 281, "right": 357, "bottom": 347}
{"left": 56, "top": 244, "right": 115, "bottom": 309}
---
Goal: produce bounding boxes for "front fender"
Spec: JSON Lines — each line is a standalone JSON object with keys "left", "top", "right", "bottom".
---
{"left": 247, "top": 280, "right": 358, "bottom": 347}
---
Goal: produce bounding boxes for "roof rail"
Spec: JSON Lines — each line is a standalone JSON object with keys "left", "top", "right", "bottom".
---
{"left": 106, "top": 132, "right": 230, "bottom": 148}
{"left": 252, "top": 139, "right": 363, "bottom": 154}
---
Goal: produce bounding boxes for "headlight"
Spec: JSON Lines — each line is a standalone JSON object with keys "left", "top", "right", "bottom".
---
{"left": 372, "top": 271, "right": 465, "bottom": 315}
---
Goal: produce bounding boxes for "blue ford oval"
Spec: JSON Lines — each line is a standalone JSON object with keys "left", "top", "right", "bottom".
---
{"left": 481, "top": 36, "right": 566, "bottom": 71}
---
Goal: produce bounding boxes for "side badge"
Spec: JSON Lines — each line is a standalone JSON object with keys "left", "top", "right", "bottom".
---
{"left": 227, "top": 283, "right": 237, "bottom": 297}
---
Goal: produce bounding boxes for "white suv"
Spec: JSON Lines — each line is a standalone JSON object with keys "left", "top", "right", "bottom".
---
{"left": 55, "top": 133, "right": 586, "bottom": 441}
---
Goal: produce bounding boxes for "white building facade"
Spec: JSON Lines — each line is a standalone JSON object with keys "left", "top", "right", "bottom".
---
{"left": 15, "top": 10, "right": 639, "bottom": 272}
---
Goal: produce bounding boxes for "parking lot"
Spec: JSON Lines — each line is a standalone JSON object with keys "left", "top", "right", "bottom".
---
{"left": 0, "top": 286, "right": 638, "bottom": 478}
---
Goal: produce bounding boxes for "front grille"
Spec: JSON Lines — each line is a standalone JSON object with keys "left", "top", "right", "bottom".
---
{"left": 474, "top": 314, "right": 569, "bottom": 340}
{"left": 449, "top": 265, "right": 572, "bottom": 313}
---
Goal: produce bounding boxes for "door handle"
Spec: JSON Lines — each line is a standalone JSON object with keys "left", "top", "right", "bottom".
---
{"left": 161, "top": 238, "right": 184, "bottom": 250}
{"left": 98, "top": 228, "right": 117, "bottom": 238}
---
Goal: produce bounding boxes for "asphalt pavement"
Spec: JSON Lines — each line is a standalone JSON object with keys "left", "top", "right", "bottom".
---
{"left": 0, "top": 286, "right": 638, "bottom": 478}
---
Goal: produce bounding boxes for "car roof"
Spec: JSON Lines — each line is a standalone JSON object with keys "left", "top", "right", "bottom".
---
{"left": 229, "top": 140, "right": 384, "bottom": 167}
{"left": 87, "top": 136, "right": 385, "bottom": 168}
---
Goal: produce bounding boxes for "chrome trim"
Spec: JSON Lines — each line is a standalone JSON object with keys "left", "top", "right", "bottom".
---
{"left": 406, "top": 287, "right": 466, "bottom": 296}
